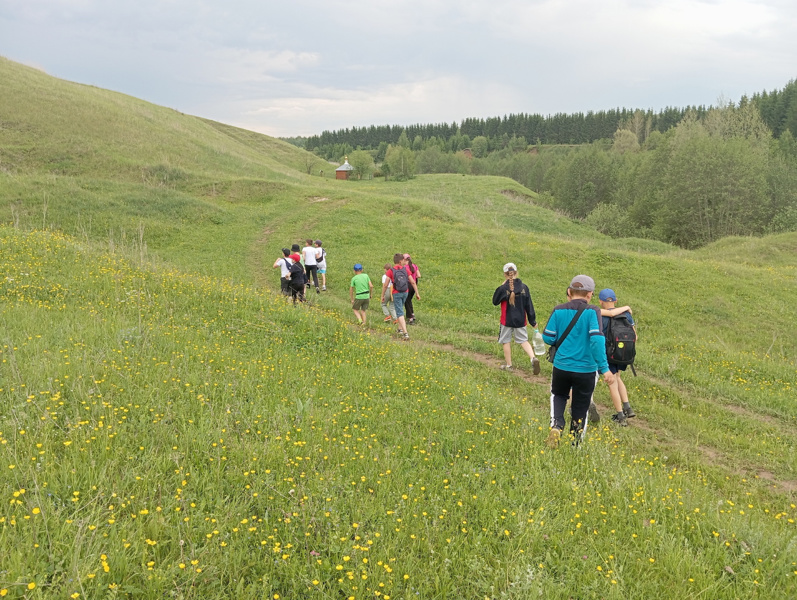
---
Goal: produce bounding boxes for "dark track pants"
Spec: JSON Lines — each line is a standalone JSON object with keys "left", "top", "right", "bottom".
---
{"left": 550, "top": 367, "right": 597, "bottom": 439}
{"left": 305, "top": 265, "right": 319, "bottom": 288}
{"left": 405, "top": 288, "right": 415, "bottom": 319}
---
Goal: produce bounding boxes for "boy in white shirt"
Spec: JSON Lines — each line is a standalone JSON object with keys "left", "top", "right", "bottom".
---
{"left": 302, "top": 238, "right": 320, "bottom": 293}
{"left": 314, "top": 240, "right": 327, "bottom": 291}
{"left": 381, "top": 263, "right": 397, "bottom": 323}
{"left": 272, "top": 248, "right": 292, "bottom": 296}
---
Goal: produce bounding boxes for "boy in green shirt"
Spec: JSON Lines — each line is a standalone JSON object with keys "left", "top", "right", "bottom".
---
{"left": 350, "top": 264, "right": 373, "bottom": 325}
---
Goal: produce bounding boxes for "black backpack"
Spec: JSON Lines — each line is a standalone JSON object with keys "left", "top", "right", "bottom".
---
{"left": 391, "top": 267, "right": 409, "bottom": 292}
{"left": 289, "top": 260, "right": 306, "bottom": 286}
{"left": 605, "top": 315, "right": 636, "bottom": 367}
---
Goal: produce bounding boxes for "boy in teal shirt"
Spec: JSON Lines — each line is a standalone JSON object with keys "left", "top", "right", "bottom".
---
{"left": 350, "top": 264, "right": 373, "bottom": 325}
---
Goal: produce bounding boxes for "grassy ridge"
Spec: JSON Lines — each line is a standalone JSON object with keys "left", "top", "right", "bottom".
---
{"left": 1, "top": 57, "right": 796, "bottom": 597}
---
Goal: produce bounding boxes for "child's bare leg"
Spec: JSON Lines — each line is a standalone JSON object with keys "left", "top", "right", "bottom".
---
{"left": 617, "top": 373, "right": 629, "bottom": 404}
{"left": 607, "top": 378, "right": 623, "bottom": 412}
{"left": 502, "top": 343, "right": 513, "bottom": 366}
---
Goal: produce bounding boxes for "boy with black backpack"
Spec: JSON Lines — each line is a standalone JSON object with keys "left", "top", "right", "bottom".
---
{"left": 286, "top": 244, "right": 306, "bottom": 304}
{"left": 381, "top": 253, "right": 420, "bottom": 340}
{"left": 273, "top": 248, "right": 293, "bottom": 296}
{"left": 599, "top": 288, "right": 637, "bottom": 425}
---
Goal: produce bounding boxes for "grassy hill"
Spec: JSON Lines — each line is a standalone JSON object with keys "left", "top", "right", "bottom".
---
{"left": 1, "top": 57, "right": 796, "bottom": 599}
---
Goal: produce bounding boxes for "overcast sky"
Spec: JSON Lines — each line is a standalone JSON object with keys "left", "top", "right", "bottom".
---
{"left": 1, "top": 0, "right": 795, "bottom": 137}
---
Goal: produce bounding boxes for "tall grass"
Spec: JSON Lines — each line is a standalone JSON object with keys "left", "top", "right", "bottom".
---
{"left": 2, "top": 227, "right": 795, "bottom": 599}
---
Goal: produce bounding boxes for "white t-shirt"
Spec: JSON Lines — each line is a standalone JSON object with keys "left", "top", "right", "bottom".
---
{"left": 315, "top": 247, "right": 326, "bottom": 267}
{"left": 278, "top": 257, "right": 292, "bottom": 278}
{"left": 302, "top": 246, "right": 317, "bottom": 266}
{"left": 382, "top": 274, "right": 393, "bottom": 297}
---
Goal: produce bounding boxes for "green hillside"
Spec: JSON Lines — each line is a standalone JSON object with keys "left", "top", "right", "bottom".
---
{"left": 1, "top": 58, "right": 796, "bottom": 599}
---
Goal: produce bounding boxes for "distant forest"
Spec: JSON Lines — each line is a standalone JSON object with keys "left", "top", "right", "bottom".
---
{"left": 288, "top": 80, "right": 797, "bottom": 162}
{"left": 285, "top": 80, "right": 797, "bottom": 249}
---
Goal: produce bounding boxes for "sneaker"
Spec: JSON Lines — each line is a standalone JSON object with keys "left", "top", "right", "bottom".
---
{"left": 402, "top": 333, "right": 410, "bottom": 341}
{"left": 408, "top": 318, "right": 416, "bottom": 325}
{"left": 322, "top": 286, "right": 326, "bottom": 291}
{"left": 499, "top": 364, "right": 514, "bottom": 371}
{"left": 588, "top": 401, "right": 600, "bottom": 423}
{"left": 392, "top": 319, "right": 398, "bottom": 325}
{"left": 531, "top": 357, "right": 541, "bottom": 376}
{"left": 316, "top": 287, "right": 320, "bottom": 294}
{"left": 623, "top": 404, "right": 636, "bottom": 418}
{"left": 546, "top": 428, "right": 562, "bottom": 449}
{"left": 611, "top": 412, "right": 628, "bottom": 427}
{"left": 384, "top": 316, "right": 392, "bottom": 322}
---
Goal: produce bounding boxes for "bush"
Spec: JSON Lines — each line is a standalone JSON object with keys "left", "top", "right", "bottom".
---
{"left": 585, "top": 203, "right": 636, "bottom": 238}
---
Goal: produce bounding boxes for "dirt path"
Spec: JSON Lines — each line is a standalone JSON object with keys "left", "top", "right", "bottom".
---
{"left": 248, "top": 224, "right": 796, "bottom": 497}
{"left": 412, "top": 337, "right": 796, "bottom": 495}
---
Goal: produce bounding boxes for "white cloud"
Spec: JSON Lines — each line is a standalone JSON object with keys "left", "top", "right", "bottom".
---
{"left": 205, "top": 49, "right": 321, "bottom": 84}
{"left": 222, "top": 76, "right": 524, "bottom": 137}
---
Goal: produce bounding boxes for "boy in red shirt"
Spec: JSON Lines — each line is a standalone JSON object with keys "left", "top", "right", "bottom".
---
{"left": 381, "top": 253, "right": 420, "bottom": 340}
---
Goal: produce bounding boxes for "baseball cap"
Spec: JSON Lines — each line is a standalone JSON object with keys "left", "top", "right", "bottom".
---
{"left": 291, "top": 243, "right": 300, "bottom": 252}
{"left": 503, "top": 262, "right": 517, "bottom": 273}
{"left": 315, "top": 240, "right": 322, "bottom": 245}
{"left": 599, "top": 288, "right": 617, "bottom": 302}
{"left": 569, "top": 274, "right": 595, "bottom": 292}
{"left": 353, "top": 263, "right": 363, "bottom": 270}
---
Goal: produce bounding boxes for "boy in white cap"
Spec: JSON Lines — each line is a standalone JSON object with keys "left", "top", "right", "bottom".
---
{"left": 542, "top": 275, "right": 614, "bottom": 448}
{"left": 492, "top": 262, "right": 540, "bottom": 375}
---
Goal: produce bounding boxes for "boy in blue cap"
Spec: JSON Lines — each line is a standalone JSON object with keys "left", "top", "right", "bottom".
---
{"left": 350, "top": 264, "right": 373, "bottom": 325}
{"left": 599, "top": 288, "right": 637, "bottom": 425}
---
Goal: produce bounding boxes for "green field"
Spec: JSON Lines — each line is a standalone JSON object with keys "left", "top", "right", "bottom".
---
{"left": 1, "top": 57, "right": 796, "bottom": 599}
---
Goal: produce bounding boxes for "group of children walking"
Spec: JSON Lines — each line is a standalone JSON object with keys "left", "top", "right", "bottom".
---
{"left": 272, "top": 239, "right": 327, "bottom": 303}
{"left": 493, "top": 264, "right": 637, "bottom": 446}
{"left": 276, "top": 245, "right": 635, "bottom": 443}
{"left": 348, "top": 254, "right": 421, "bottom": 341}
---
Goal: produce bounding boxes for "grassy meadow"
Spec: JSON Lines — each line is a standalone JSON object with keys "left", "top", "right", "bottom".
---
{"left": 1, "top": 58, "right": 796, "bottom": 599}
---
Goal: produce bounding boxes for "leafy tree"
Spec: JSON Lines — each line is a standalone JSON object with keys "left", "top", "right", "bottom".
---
{"left": 397, "top": 130, "right": 411, "bottom": 148}
{"left": 704, "top": 100, "right": 772, "bottom": 146}
{"left": 471, "top": 136, "right": 489, "bottom": 158}
{"left": 384, "top": 145, "right": 416, "bottom": 180}
{"left": 551, "top": 145, "right": 616, "bottom": 218}
{"left": 585, "top": 203, "right": 638, "bottom": 238}
{"left": 612, "top": 129, "right": 640, "bottom": 154}
{"left": 774, "top": 130, "right": 797, "bottom": 160}
{"left": 348, "top": 150, "right": 375, "bottom": 180}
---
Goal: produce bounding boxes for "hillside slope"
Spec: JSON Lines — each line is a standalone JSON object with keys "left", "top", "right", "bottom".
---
{"left": 0, "top": 57, "right": 320, "bottom": 180}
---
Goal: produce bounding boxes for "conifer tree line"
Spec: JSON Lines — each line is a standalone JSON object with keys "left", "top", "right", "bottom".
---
{"left": 292, "top": 79, "right": 796, "bottom": 162}
{"left": 300, "top": 106, "right": 703, "bottom": 159}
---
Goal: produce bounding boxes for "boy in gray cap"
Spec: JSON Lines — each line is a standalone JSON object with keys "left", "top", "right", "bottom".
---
{"left": 542, "top": 275, "right": 614, "bottom": 448}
